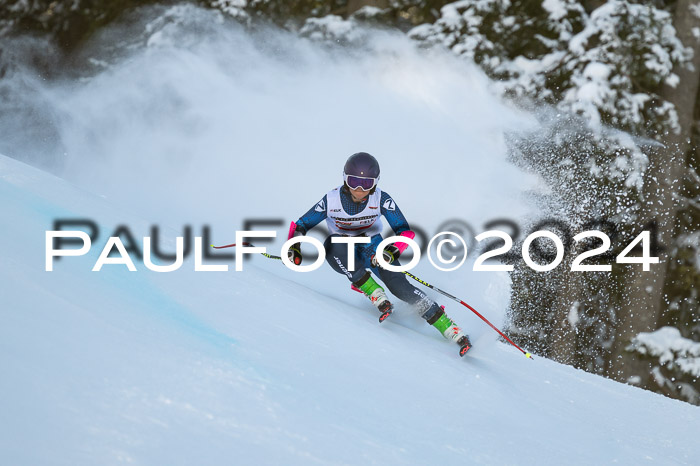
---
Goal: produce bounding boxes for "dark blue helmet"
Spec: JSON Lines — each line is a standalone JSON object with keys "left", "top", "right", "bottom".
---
{"left": 344, "top": 152, "right": 380, "bottom": 178}
{"left": 343, "top": 152, "right": 380, "bottom": 193}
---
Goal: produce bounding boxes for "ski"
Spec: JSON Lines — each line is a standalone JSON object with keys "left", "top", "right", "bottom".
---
{"left": 378, "top": 302, "right": 393, "bottom": 323}
{"left": 458, "top": 335, "right": 472, "bottom": 357}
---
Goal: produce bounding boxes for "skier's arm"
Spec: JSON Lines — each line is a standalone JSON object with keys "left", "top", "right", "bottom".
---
{"left": 380, "top": 191, "right": 410, "bottom": 235}
{"left": 288, "top": 195, "right": 328, "bottom": 265}
{"left": 293, "top": 195, "right": 328, "bottom": 235}
{"left": 373, "top": 191, "right": 416, "bottom": 266}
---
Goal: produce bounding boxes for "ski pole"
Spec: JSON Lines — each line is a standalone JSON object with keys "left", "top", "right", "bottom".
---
{"left": 211, "top": 242, "right": 282, "bottom": 260}
{"left": 402, "top": 271, "right": 533, "bottom": 359}
{"left": 211, "top": 242, "right": 532, "bottom": 359}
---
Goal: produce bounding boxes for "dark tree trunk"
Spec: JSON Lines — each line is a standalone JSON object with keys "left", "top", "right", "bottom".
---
{"left": 608, "top": 0, "right": 700, "bottom": 386}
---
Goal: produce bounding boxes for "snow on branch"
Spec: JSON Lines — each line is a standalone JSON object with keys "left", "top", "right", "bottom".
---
{"left": 409, "top": 0, "right": 691, "bottom": 138}
{"left": 629, "top": 327, "right": 700, "bottom": 378}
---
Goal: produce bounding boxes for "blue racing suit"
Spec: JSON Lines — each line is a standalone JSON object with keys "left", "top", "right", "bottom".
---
{"left": 294, "top": 185, "right": 442, "bottom": 323}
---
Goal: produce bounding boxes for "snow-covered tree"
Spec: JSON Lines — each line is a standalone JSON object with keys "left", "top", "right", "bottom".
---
{"left": 409, "top": 0, "right": 699, "bottom": 403}
{"left": 629, "top": 327, "right": 700, "bottom": 404}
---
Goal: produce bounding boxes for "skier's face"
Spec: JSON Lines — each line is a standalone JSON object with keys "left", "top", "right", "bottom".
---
{"left": 349, "top": 185, "right": 370, "bottom": 202}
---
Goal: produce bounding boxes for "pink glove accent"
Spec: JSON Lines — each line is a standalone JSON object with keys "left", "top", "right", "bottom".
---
{"left": 395, "top": 230, "right": 416, "bottom": 254}
{"left": 287, "top": 221, "right": 298, "bottom": 240}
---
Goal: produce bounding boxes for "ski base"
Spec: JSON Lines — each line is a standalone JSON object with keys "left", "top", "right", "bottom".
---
{"left": 378, "top": 305, "right": 393, "bottom": 323}
{"left": 458, "top": 335, "right": 472, "bottom": 357}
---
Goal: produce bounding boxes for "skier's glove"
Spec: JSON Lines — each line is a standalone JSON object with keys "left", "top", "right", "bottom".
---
{"left": 287, "top": 221, "right": 304, "bottom": 266}
{"left": 371, "top": 244, "right": 400, "bottom": 268}
{"left": 370, "top": 230, "right": 416, "bottom": 269}
{"left": 288, "top": 243, "right": 303, "bottom": 266}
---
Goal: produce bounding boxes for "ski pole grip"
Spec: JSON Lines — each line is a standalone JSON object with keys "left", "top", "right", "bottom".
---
{"left": 394, "top": 230, "right": 416, "bottom": 254}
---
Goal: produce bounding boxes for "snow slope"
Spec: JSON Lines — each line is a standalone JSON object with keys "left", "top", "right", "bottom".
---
{"left": 1, "top": 6, "right": 699, "bottom": 464}
{"left": 1, "top": 154, "right": 699, "bottom": 465}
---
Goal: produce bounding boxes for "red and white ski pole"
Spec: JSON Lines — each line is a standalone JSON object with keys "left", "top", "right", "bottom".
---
{"left": 211, "top": 242, "right": 282, "bottom": 260}
{"left": 210, "top": 222, "right": 297, "bottom": 260}
{"left": 211, "top": 238, "right": 532, "bottom": 359}
{"left": 402, "top": 271, "right": 533, "bottom": 359}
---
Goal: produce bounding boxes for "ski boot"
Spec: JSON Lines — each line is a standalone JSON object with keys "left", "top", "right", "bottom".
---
{"left": 432, "top": 308, "right": 472, "bottom": 356}
{"left": 352, "top": 272, "right": 394, "bottom": 323}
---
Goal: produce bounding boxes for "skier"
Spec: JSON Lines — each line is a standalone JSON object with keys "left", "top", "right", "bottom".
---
{"left": 288, "top": 152, "right": 471, "bottom": 354}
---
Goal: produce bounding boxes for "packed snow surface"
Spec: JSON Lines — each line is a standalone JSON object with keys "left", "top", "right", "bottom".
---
{"left": 2, "top": 155, "right": 699, "bottom": 465}
{"left": 1, "top": 7, "right": 699, "bottom": 464}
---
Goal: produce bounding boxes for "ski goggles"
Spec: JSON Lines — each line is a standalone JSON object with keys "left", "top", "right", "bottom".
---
{"left": 344, "top": 173, "right": 379, "bottom": 191}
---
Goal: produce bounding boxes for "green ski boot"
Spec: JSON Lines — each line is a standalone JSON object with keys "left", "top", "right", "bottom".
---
{"left": 432, "top": 307, "right": 472, "bottom": 356}
{"left": 353, "top": 272, "right": 393, "bottom": 323}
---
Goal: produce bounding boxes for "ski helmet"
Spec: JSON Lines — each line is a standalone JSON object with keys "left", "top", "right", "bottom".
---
{"left": 343, "top": 152, "right": 380, "bottom": 193}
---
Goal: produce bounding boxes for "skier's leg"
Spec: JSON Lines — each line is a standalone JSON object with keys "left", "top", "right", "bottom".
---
{"left": 374, "top": 265, "right": 441, "bottom": 321}
{"left": 324, "top": 235, "right": 393, "bottom": 317}
{"left": 323, "top": 234, "right": 366, "bottom": 283}
{"left": 376, "top": 264, "right": 471, "bottom": 347}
